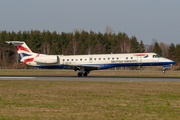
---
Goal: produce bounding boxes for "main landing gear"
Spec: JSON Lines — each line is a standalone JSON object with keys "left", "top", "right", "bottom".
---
{"left": 78, "top": 71, "right": 89, "bottom": 77}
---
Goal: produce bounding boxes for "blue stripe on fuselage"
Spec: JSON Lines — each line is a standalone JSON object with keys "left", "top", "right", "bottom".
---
{"left": 35, "top": 61, "right": 176, "bottom": 70}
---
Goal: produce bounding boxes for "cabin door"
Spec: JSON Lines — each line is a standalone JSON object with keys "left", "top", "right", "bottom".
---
{"left": 89, "top": 57, "right": 93, "bottom": 63}
{"left": 137, "top": 56, "right": 142, "bottom": 65}
{"left": 152, "top": 55, "right": 159, "bottom": 63}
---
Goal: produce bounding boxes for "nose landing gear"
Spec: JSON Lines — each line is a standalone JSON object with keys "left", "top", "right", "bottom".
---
{"left": 162, "top": 70, "right": 166, "bottom": 74}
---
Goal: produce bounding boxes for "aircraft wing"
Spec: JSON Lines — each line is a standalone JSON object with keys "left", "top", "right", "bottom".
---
{"left": 64, "top": 64, "right": 100, "bottom": 71}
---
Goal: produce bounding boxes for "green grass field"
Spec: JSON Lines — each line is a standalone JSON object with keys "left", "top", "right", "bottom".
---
{"left": 0, "top": 80, "right": 180, "bottom": 119}
{"left": 0, "top": 70, "right": 180, "bottom": 119}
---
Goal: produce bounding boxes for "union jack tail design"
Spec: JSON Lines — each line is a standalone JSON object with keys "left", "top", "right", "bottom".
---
{"left": 5, "top": 41, "right": 36, "bottom": 62}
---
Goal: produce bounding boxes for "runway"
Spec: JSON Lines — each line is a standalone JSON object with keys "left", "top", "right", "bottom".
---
{"left": 0, "top": 75, "right": 180, "bottom": 82}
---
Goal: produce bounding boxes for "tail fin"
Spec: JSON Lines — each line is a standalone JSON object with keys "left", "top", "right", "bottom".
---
{"left": 6, "top": 41, "right": 34, "bottom": 60}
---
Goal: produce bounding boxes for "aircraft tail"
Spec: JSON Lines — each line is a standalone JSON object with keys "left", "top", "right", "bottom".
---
{"left": 6, "top": 41, "right": 35, "bottom": 60}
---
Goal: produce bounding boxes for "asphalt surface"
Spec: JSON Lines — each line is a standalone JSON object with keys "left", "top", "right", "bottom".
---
{"left": 0, "top": 75, "right": 180, "bottom": 82}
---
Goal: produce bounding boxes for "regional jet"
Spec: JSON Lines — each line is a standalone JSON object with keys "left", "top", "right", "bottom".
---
{"left": 6, "top": 41, "right": 175, "bottom": 76}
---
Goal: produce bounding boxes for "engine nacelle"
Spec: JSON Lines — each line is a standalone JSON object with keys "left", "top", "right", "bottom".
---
{"left": 34, "top": 56, "right": 58, "bottom": 64}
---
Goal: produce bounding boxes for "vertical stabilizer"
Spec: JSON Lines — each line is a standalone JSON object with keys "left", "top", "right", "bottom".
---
{"left": 6, "top": 41, "right": 34, "bottom": 60}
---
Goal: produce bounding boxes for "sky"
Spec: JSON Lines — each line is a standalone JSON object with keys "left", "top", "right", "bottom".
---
{"left": 0, "top": 0, "right": 180, "bottom": 45}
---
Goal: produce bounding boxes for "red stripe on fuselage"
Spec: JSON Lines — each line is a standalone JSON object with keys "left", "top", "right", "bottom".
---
{"left": 36, "top": 54, "right": 40, "bottom": 57}
{"left": 23, "top": 58, "right": 34, "bottom": 63}
{"left": 134, "top": 54, "right": 148, "bottom": 56}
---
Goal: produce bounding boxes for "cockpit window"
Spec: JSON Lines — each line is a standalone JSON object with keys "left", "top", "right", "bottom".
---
{"left": 153, "top": 55, "right": 161, "bottom": 58}
{"left": 156, "top": 55, "right": 161, "bottom": 58}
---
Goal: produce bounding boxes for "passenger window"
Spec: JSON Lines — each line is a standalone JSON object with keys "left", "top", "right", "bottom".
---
{"left": 80, "top": 59, "right": 82, "bottom": 61}
{"left": 85, "top": 59, "right": 87, "bottom": 61}
{"left": 108, "top": 58, "right": 110, "bottom": 60}
{"left": 103, "top": 58, "right": 105, "bottom": 60}
{"left": 71, "top": 59, "right": 73, "bottom": 61}
{"left": 131, "top": 57, "right": 133, "bottom": 59}
{"left": 67, "top": 59, "right": 69, "bottom": 61}
{"left": 117, "top": 57, "right": 119, "bottom": 60}
{"left": 99, "top": 58, "right": 101, "bottom": 60}
{"left": 94, "top": 58, "right": 96, "bottom": 60}
{"left": 63, "top": 59, "right": 65, "bottom": 61}
{"left": 76, "top": 59, "right": 78, "bottom": 61}
{"left": 126, "top": 57, "right": 128, "bottom": 59}
{"left": 90, "top": 58, "right": 92, "bottom": 60}
{"left": 112, "top": 58, "right": 114, "bottom": 60}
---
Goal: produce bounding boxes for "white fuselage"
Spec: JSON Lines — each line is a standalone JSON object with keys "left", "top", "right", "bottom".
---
{"left": 26, "top": 53, "right": 175, "bottom": 70}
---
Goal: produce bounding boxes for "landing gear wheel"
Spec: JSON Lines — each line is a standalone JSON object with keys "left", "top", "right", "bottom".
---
{"left": 78, "top": 72, "right": 82, "bottom": 77}
{"left": 162, "top": 70, "right": 165, "bottom": 74}
{"left": 83, "top": 72, "right": 87, "bottom": 77}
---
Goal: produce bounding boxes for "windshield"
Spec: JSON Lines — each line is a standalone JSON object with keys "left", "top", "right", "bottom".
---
{"left": 153, "top": 54, "right": 161, "bottom": 58}
{"left": 156, "top": 55, "right": 161, "bottom": 58}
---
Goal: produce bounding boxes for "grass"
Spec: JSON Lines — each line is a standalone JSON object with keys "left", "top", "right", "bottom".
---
{"left": 0, "top": 69, "right": 180, "bottom": 77}
{"left": 0, "top": 80, "right": 180, "bottom": 119}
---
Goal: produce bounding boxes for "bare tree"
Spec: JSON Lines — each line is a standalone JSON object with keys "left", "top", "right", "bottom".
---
{"left": 125, "top": 40, "right": 132, "bottom": 53}
{"left": 73, "top": 28, "right": 85, "bottom": 33}
{"left": 117, "top": 39, "right": 132, "bottom": 53}
{"left": 145, "top": 39, "right": 158, "bottom": 52}
{"left": 93, "top": 41, "right": 105, "bottom": 54}
{"left": 72, "top": 38, "right": 79, "bottom": 55}
{"left": 105, "top": 25, "right": 114, "bottom": 35}
{"left": 111, "top": 44, "right": 116, "bottom": 54}
{"left": 73, "top": 28, "right": 79, "bottom": 33}
{"left": 66, "top": 38, "right": 79, "bottom": 55}
{"left": 1, "top": 47, "right": 7, "bottom": 69}
{"left": 152, "top": 38, "right": 157, "bottom": 44}
{"left": 86, "top": 44, "right": 92, "bottom": 55}
{"left": 40, "top": 41, "right": 51, "bottom": 55}
{"left": 145, "top": 44, "right": 154, "bottom": 52}
{"left": 159, "top": 42, "right": 169, "bottom": 57}
{"left": 117, "top": 39, "right": 125, "bottom": 53}
{"left": 144, "top": 45, "right": 149, "bottom": 53}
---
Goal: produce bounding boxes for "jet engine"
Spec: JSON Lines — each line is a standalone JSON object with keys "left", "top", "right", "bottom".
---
{"left": 34, "top": 56, "right": 58, "bottom": 64}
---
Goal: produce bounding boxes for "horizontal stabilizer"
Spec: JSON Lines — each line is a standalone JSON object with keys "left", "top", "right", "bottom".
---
{"left": 6, "top": 41, "right": 25, "bottom": 44}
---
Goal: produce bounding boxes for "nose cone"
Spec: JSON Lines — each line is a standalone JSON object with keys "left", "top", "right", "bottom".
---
{"left": 172, "top": 61, "right": 176, "bottom": 65}
{"left": 165, "top": 58, "right": 176, "bottom": 65}
{"left": 168, "top": 59, "right": 176, "bottom": 65}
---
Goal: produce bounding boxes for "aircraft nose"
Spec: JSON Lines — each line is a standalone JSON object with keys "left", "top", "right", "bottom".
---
{"left": 172, "top": 61, "right": 176, "bottom": 64}
{"left": 167, "top": 59, "right": 176, "bottom": 64}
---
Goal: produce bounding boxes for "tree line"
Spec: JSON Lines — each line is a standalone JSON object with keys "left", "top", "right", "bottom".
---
{"left": 0, "top": 29, "right": 179, "bottom": 69}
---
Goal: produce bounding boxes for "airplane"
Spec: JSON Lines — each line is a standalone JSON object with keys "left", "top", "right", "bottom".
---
{"left": 6, "top": 41, "right": 176, "bottom": 76}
